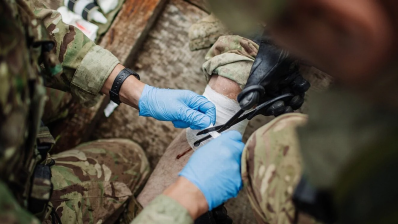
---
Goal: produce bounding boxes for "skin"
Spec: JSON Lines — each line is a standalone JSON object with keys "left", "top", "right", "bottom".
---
{"left": 136, "top": 75, "right": 242, "bottom": 214}
{"left": 101, "top": 64, "right": 145, "bottom": 108}
{"left": 164, "top": 177, "right": 208, "bottom": 219}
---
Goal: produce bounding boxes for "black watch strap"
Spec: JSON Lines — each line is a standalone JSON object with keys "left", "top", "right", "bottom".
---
{"left": 109, "top": 68, "right": 140, "bottom": 105}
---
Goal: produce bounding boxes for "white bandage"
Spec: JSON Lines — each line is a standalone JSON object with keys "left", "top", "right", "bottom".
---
{"left": 186, "top": 85, "right": 249, "bottom": 150}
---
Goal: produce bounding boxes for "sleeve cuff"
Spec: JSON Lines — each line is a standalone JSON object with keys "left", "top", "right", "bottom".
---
{"left": 71, "top": 45, "right": 120, "bottom": 107}
{"left": 131, "top": 195, "right": 193, "bottom": 224}
{"left": 202, "top": 52, "right": 254, "bottom": 89}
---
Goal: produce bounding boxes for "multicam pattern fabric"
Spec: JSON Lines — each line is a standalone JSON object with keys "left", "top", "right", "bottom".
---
{"left": 45, "top": 139, "right": 150, "bottom": 224}
{"left": 131, "top": 195, "right": 193, "bottom": 224}
{"left": 0, "top": 181, "right": 41, "bottom": 224}
{"left": 202, "top": 35, "right": 259, "bottom": 89}
{"left": 41, "top": 88, "right": 72, "bottom": 124}
{"left": 32, "top": 1, "right": 120, "bottom": 107}
{"left": 241, "top": 113, "right": 316, "bottom": 224}
{"left": 188, "top": 14, "right": 230, "bottom": 51}
{"left": 0, "top": 0, "right": 121, "bottom": 222}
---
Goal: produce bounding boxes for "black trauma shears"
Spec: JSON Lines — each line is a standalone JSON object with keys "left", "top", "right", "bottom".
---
{"left": 194, "top": 93, "right": 293, "bottom": 147}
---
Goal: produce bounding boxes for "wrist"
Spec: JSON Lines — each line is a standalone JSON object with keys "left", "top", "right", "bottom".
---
{"left": 101, "top": 64, "right": 145, "bottom": 108}
{"left": 163, "top": 177, "right": 208, "bottom": 219}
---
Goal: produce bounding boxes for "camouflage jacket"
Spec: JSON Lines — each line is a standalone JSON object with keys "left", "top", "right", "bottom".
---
{"left": 0, "top": 0, "right": 119, "bottom": 222}
{"left": 0, "top": 0, "right": 196, "bottom": 223}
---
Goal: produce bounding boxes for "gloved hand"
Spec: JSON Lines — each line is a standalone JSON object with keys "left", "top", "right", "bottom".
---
{"left": 258, "top": 65, "right": 310, "bottom": 116}
{"left": 139, "top": 85, "right": 216, "bottom": 130}
{"left": 179, "top": 131, "right": 245, "bottom": 210}
{"left": 238, "top": 36, "right": 310, "bottom": 117}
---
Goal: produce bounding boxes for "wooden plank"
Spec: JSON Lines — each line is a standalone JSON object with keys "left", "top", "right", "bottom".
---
{"left": 50, "top": 0, "right": 167, "bottom": 153}
{"left": 184, "top": 0, "right": 209, "bottom": 12}
{"left": 100, "top": 0, "right": 168, "bottom": 67}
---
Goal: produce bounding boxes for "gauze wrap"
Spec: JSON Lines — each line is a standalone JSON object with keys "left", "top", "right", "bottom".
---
{"left": 186, "top": 85, "right": 249, "bottom": 150}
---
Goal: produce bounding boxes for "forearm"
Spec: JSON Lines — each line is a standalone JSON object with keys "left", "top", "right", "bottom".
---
{"left": 100, "top": 64, "right": 145, "bottom": 109}
{"left": 163, "top": 177, "right": 208, "bottom": 219}
{"left": 132, "top": 177, "right": 207, "bottom": 224}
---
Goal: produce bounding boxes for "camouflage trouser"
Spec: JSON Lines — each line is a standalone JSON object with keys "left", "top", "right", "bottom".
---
{"left": 44, "top": 139, "right": 150, "bottom": 224}
{"left": 242, "top": 113, "right": 316, "bottom": 224}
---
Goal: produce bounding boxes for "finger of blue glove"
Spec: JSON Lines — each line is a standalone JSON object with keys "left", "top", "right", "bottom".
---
{"left": 172, "top": 121, "right": 190, "bottom": 129}
{"left": 185, "top": 94, "right": 216, "bottom": 126}
{"left": 181, "top": 108, "right": 214, "bottom": 130}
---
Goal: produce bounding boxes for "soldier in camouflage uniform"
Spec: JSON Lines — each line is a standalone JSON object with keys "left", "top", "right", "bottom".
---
{"left": 200, "top": 0, "right": 398, "bottom": 223}
{"left": 0, "top": 0, "right": 150, "bottom": 222}
{"left": 132, "top": 1, "right": 398, "bottom": 223}
{"left": 0, "top": 0, "right": 217, "bottom": 223}
{"left": 134, "top": 11, "right": 331, "bottom": 224}
{"left": 188, "top": 15, "right": 329, "bottom": 223}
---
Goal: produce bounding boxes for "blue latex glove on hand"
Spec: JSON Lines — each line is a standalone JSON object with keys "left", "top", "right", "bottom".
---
{"left": 139, "top": 85, "right": 216, "bottom": 130}
{"left": 179, "top": 131, "right": 245, "bottom": 210}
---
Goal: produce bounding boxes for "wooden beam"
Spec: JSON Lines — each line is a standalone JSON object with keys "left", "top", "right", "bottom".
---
{"left": 50, "top": 0, "right": 167, "bottom": 153}
{"left": 100, "top": 0, "right": 168, "bottom": 67}
{"left": 184, "top": 0, "right": 209, "bottom": 13}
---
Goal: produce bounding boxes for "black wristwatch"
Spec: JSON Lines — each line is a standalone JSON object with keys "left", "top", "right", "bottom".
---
{"left": 109, "top": 68, "right": 140, "bottom": 105}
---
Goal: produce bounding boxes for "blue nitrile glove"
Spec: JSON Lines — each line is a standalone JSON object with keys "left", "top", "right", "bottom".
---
{"left": 179, "top": 131, "right": 245, "bottom": 210}
{"left": 139, "top": 85, "right": 216, "bottom": 130}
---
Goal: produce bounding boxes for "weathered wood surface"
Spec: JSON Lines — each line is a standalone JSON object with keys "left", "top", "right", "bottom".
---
{"left": 184, "top": 0, "right": 209, "bottom": 12}
{"left": 100, "top": 0, "right": 168, "bottom": 67}
{"left": 50, "top": 0, "right": 167, "bottom": 153}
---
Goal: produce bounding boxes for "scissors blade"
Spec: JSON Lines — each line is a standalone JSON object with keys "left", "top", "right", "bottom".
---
{"left": 196, "top": 109, "right": 245, "bottom": 137}
{"left": 196, "top": 125, "right": 223, "bottom": 136}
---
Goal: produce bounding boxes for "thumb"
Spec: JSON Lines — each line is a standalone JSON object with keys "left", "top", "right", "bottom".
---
{"left": 182, "top": 107, "right": 212, "bottom": 130}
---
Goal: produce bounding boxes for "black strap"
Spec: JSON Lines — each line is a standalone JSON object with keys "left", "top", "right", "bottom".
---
{"left": 82, "top": 2, "right": 97, "bottom": 20}
{"left": 51, "top": 207, "right": 62, "bottom": 224}
{"left": 109, "top": 68, "right": 140, "bottom": 105}
{"left": 28, "top": 164, "right": 54, "bottom": 217}
{"left": 67, "top": 0, "right": 75, "bottom": 11}
{"left": 195, "top": 204, "right": 232, "bottom": 224}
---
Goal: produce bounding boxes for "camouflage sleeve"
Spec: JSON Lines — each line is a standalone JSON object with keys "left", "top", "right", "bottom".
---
{"left": 201, "top": 35, "right": 259, "bottom": 89}
{"left": 33, "top": 5, "right": 120, "bottom": 107}
{"left": 131, "top": 195, "right": 193, "bottom": 224}
{"left": 0, "top": 181, "right": 40, "bottom": 224}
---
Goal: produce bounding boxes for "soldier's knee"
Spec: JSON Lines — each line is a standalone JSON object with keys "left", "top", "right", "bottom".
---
{"left": 83, "top": 138, "right": 150, "bottom": 175}
{"left": 101, "top": 138, "right": 149, "bottom": 169}
{"left": 241, "top": 113, "right": 307, "bottom": 222}
{"left": 243, "top": 113, "right": 307, "bottom": 167}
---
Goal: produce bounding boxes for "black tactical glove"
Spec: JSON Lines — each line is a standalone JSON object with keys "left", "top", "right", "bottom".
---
{"left": 195, "top": 204, "right": 233, "bottom": 224}
{"left": 237, "top": 36, "right": 310, "bottom": 117}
